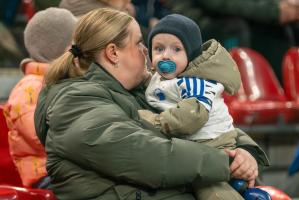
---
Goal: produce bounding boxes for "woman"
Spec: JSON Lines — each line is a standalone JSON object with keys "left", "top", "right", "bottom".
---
{"left": 34, "top": 8, "right": 269, "bottom": 200}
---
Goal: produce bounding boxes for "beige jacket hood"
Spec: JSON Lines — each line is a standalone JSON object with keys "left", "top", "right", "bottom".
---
{"left": 180, "top": 39, "right": 241, "bottom": 95}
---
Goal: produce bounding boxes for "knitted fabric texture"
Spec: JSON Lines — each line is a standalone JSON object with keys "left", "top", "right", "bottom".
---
{"left": 24, "top": 7, "right": 77, "bottom": 63}
{"left": 148, "top": 14, "right": 202, "bottom": 62}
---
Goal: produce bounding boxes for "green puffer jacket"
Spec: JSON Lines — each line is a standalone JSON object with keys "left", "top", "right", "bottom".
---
{"left": 35, "top": 63, "right": 269, "bottom": 200}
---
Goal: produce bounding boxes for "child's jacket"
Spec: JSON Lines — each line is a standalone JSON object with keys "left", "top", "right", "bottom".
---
{"left": 155, "top": 39, "right": 241, "bottom": 135}
{"left": 3, "top": 59, "right": 48, "bottom": 186}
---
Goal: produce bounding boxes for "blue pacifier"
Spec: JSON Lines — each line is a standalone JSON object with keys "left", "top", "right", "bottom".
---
{"left": 157, "top": 60, "right": 176, "bottom": 74}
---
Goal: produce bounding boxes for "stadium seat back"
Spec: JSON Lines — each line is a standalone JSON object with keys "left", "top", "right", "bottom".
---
{"left": 282, "top": 47, "right": 299, "bottom": 101}
{"left": 0, "top": 185, "right": 57, "bottom": 200}
{"left": 230, "top": 48, "right": 286, "bottom": 101}
{"left": 227, "top": 48, "right": 299, "bottom": 125}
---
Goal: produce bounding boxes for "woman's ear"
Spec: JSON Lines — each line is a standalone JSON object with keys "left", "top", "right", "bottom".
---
{"left": 105, "top": 43, "right": 119, "bottom": 65}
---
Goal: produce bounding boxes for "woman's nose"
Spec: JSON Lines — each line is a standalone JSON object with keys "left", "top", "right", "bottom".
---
{"left": 143, "top": 46, "right": 148, "bottom": 56}
{"left": 139, "top": 43, "right": 148, "bottom": 56}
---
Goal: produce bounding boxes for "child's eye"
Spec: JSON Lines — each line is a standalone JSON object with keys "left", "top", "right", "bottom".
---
{"left": 154, "top": 46, "right": 164, "bottom": 52}
{"left": 174, "top": 47, "right": 182, "bottom": 52}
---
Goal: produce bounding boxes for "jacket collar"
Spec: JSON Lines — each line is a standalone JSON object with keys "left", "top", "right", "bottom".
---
{"left": 20, "top": 58, "right": 49, "bottom": 76}
{"left": 84, "top": 62, "right": 132, "bottom": 96}
{"left": 187, "top": 39, "right": 228, "bottom": 70}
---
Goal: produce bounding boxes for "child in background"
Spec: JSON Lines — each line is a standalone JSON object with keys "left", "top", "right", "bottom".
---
{"left": 3, "top": 7, "right": 77, "bottom": 188}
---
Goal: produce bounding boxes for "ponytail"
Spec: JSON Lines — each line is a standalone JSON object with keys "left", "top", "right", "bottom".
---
{"left": 45, "top": 51, "right": 87, "bottom": 86}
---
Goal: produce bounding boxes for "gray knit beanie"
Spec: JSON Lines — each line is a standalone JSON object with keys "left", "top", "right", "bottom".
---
{"left": 59, "top": 0, "right": 107, "bottom": 17}
{"left": 148, "top": 14, "right": 202, "bottom": 62}
{"left": 24, "top": 7, "right": 77, "bottom": 63}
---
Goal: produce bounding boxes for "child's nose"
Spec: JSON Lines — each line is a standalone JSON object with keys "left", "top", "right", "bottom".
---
{"left": 162, "top": 49, "right": 171, "bottom": 60}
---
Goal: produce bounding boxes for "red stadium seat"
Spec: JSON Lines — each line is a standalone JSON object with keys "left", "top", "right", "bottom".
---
{"left": 0, "top": 104, "right": 58, "bottom": 199}
{"left": 0, "top": 185, "right": 57, "bottom": 200}
{"left": 257, "top": 186, "right": 292, "bottom": 200}
{"left": 227, "top": 48, "right": 299, "bottom": 125}
{"left": 0, "top": 104, "right": 22, "bottom": 186}
{"left": 282, "top": 47, "right": 299, "bottom": 102}
{"left": 21, "top": 0, "right": 35, "bottom": 21}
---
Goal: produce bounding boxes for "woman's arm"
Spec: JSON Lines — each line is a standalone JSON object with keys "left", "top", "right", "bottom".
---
{"left": 52, "top": 91, "right": 231, "bottom": 189}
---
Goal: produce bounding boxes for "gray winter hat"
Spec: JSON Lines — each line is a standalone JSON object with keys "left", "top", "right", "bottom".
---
{"left": 148, "top": 14, "right": 202, "bottom": 62}
{"left": 24, "top": 7, "right": 77, "bottom": 63}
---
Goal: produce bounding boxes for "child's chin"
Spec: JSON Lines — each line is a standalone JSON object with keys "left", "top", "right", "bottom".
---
{"left": 161, "top": 73, "right": 176, "bottom": 80}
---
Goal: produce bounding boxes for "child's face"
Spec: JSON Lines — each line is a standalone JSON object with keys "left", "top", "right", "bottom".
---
{"left": 151, "top": 33, "right": 188, "bottom": 79}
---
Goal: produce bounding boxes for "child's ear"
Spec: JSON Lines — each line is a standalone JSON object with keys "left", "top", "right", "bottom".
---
{"left": 105, "top": 43, "right": 119, "bottom": 64}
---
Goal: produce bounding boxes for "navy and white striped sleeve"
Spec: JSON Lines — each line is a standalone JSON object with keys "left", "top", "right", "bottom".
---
{"left": 176, "top": 77, "right": 218, "bottom": 111}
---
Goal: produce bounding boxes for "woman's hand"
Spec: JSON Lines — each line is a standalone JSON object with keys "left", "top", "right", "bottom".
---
{"left": 226, "top": 148, "right": 258, "bottom": 188}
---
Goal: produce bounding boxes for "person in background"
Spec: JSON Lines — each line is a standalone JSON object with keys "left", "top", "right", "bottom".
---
{"left": 166, "top": 0, "right": 299, "bottom": 83}
{"left": 0, "top": 0, "right": 21, "bottom": 26}
{"left": 132, "top": 0, "right": 171, "bottom": 41}
{"left": 3, "top": 7, "right": 77, "bottom": 188}
{"left": 59, "top": 0, "right": 135, "bottom": 18}
{"left": 132, "top": 0, "right": 170, "bottom": 28}
{"left": 0, "top": 22, "right": 23, "bottom": 65}
{"left": 34, "top": 8, "right": 269, "bottom": 199}
{"left": 284, "top": 144, "right": 299, "bottom": 198}
{"left": 284, "top": 173, "right": 299, "bottom": 198}
{"left": 34, "top": 0, "right": 60, "bottom": 11}
{"left": 0, "top": 0, "right": 23, "bottom": 67}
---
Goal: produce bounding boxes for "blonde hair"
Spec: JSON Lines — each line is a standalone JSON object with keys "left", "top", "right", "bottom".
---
{"left": 45, "top": 8, "right": 133, "bottom": 85}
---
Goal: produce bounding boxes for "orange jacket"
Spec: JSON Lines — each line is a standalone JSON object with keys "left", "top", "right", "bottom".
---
{"left": 4, "top": 60, "right": 48, "bottom": 187}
